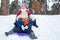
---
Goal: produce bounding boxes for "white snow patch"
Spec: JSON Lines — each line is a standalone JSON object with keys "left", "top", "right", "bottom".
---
{"left": 0, "top": 15, "right": 60, "bottom": 40}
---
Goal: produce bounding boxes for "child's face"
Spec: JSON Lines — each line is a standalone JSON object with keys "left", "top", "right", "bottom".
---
{"left": 22, "top": 6, "right": 26, "bottom": 9}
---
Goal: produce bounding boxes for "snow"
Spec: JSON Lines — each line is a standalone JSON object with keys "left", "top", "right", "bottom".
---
{"left": 0, "top": 15, "right": 60, "bottom": 40}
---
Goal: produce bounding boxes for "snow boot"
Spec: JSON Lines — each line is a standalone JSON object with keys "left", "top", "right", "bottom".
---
{"left": 5, "top": 32, "right": 9, "bottom": 36}
{"left": 29, "top": 32, "right": 37, "bottom": 39}
{"left": 5, "top": 30, "right": 14, "bottom": 36}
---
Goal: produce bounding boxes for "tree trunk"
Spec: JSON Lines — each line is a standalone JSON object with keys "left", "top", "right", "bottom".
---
{"left": 44, "top": 0, "right": 47, "bottom": 15}
{"left": 1, "top": 0, "right": 6, "bottom": 15}
{"left": 6, "top": 0, "right": 9, "bottom": 15}
{"left": 1, "top": 0, "right": 9, "bottom": 15}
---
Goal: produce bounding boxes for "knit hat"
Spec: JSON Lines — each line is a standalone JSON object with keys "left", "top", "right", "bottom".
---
{"left": 21, "top": 2, "right": 26, "bottom": 8}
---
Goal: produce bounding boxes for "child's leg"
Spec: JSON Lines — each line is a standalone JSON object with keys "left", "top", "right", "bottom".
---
{"left": 5, "top": 29, "right": 14, "bottom": 36}
{"left": 29, "top": 31, "right": 37, "bottom": 39}
{"left": 25, "top": 28, "right": 37, "bottom": 39}
{"left": 13, "top": 27, "right": 22, "bottom": 33}
{"left": 5, "top": 27, "right": 22, "bottom": 36}
{"left": 25, "top": 19, "right": 37, "bottom": 39}
{"left": 5, "top": 19, "right": 24, "bottom": 36}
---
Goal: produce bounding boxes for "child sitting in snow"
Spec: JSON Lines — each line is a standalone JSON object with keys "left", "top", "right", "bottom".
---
{"left": 5, "top": 3, "right": 38, "bottom": 39}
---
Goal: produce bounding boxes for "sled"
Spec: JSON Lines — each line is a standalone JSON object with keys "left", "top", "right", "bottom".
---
{"left": 16, "top": 32, "right": 28, "bottom": 36}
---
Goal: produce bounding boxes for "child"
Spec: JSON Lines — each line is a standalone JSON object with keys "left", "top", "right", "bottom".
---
{"left": 5, "top": 3, "right": 38, "bottom": 39}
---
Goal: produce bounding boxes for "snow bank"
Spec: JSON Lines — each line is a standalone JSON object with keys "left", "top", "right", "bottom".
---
{"left": 0, "top": 15, "right": 60, "bottom": 40}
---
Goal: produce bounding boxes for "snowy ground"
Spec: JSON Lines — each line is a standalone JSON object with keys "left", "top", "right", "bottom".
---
{"left": 0, "top": 15, "right": 60, "bottom": 40}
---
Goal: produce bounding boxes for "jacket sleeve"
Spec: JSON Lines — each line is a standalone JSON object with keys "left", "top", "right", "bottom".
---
{"left": 16, "top": 10, "right": 22, "bottom": 20}
{"left": 26, "top": 9, "right": 31, "bottom": 16}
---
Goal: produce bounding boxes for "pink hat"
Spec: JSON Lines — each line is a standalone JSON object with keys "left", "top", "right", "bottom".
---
{"left": 21, "top": 2, "right": 26, "bottom": 7}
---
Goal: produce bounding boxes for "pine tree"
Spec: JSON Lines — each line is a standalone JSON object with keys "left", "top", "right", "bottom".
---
{"left": 15, "top": 0, "right": 18, "bottom": 14}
